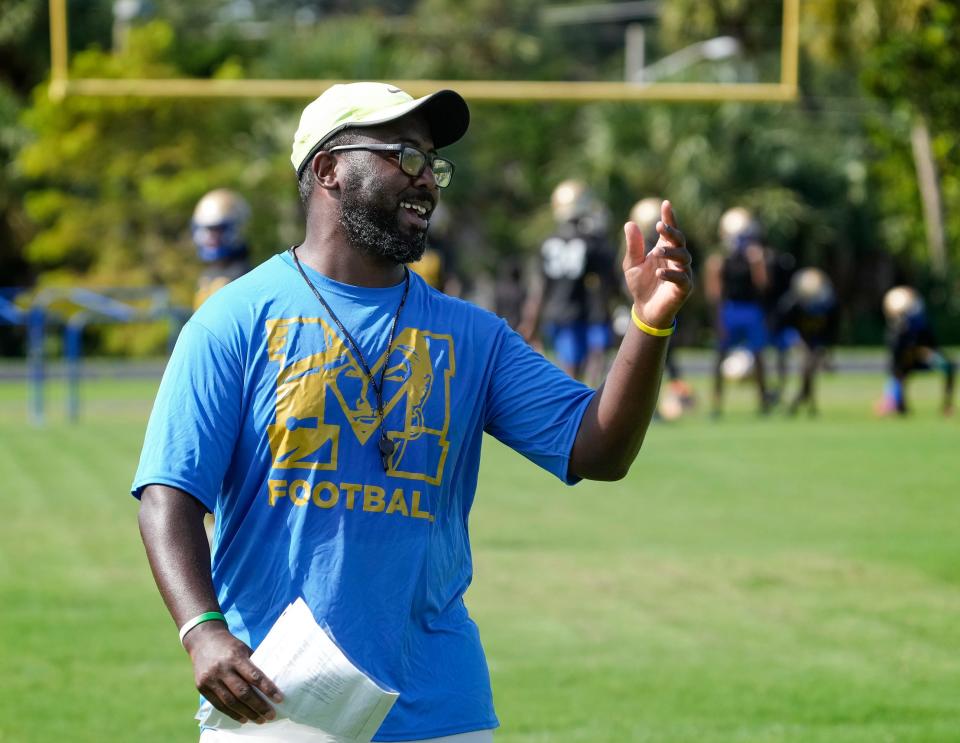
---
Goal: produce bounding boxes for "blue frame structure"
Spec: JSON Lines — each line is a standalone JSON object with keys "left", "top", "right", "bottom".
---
{"left": 2, "top": 286, "right": 187, "bottom": 424}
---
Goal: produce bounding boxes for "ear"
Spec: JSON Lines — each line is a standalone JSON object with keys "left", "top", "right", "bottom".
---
{"left": 311, "top": 151, "right": 339, "bottom": 190}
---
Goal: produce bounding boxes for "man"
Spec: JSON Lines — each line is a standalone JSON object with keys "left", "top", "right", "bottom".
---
{"left": 191, "top": 188, "right": 253, "bottom": 310}
{"left": 519, "top": 179, "right": 618, "bottom": 386}
{"left": 133, "top": 81, "right": 692, "bottom": 742}
{"left": 704, "top": 206, "right": 770, "bottom": 417}
{"left": 876, "top": 285, "right": 954, "bottom": 416}
{"left": 776, "top": 267, "right": 838, "bottom": 416}
{"left": 763, "top": 245, "right": 797, "bottom": 403}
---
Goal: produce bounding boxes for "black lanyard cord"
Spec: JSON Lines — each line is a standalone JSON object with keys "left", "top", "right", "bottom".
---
{"left": 289, "top": 245, "right": 410, "bottom": 469}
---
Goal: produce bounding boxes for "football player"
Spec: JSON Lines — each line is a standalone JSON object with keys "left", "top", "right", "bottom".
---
{"left": 191, "top": 189, "right": 252, "bottom": 310}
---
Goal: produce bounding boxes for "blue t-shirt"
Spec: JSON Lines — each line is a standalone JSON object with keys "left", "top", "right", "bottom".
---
{"left": 132, "top": 252, "right": 595, "bottom": 741}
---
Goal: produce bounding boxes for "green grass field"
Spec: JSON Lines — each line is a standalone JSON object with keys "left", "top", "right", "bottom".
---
{"left": 1, "top": 367, "right": 958, "bottom": 742}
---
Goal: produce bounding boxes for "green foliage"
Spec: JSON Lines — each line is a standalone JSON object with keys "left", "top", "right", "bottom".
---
{"left": 1, "top": 0, "right": 114, "bottom": 92}
{"left": 18, "top": 22, "right": 294, "bottom": 321}
{"left": 657, "top": 0, "right": 959, "bottom": 336}
{"left": 0, "top": 83, "right": 32, "bottom": 291}
{"left": 660, "top": 0, "right": 786, "bottom": 58}
{"left": 798, "top": 0, "right": 960, "bottom": 324}
{"left": 4, "top": 0, "right": 960, "bottom": 352}
{"left": 861, "top": 1, "right": 960, "bottom": 275}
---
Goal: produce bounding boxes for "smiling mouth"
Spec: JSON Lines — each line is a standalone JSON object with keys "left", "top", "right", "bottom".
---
{"left": 398, "top": 198, "right": 433, "bottom": 230}
{"left": 400, "top": 199, "right": 432, "bottom": 218}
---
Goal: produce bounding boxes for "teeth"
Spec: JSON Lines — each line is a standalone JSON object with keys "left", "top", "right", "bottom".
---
{"left": 400, "top": 200, "right": 430, "bottom": 217}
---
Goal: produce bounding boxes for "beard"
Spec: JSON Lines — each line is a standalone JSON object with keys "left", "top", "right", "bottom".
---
{"left": 339, "top": 179, "right": 428, "bottom": 266}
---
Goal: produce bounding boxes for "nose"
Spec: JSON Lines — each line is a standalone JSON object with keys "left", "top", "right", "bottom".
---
{"left": 412, "top": 163, "right": 439, "bottom": 192}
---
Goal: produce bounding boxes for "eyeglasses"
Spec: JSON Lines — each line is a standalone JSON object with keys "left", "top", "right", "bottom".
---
{"left": 328, "top": 144, "right": 456, "bottom": 188}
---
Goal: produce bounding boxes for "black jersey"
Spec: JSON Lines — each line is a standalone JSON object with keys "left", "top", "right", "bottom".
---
{"left": 721, "top": 251, "right": 761, "bottom": 303}
{"left": 888, "top": 313, "right": 939, "bottom": 374}
{"left": 778, "top": 292, "right": 838, "bottom": 348}
{"left": 765, "top": 250, "right": 796, "bottom": 312}
{"left": 539, "top": 223, "right": 616, "bottom": 325}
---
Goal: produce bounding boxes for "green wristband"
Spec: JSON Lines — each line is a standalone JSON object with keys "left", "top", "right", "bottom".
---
{"left": 178, "top": 611, "right": 226, "bottom": 645}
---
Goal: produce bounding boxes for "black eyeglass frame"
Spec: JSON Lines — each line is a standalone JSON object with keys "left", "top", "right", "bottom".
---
{"left": 327, "top": 144, "right": 456, "bottom": 188}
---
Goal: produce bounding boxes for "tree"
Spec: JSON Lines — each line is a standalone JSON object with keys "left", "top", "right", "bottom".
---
{"left": 10, "top": 0, "right": 958, "bottom": 354}
{"left": 17, "top": 20, "right": 294, "bottom": 352}
{"left": 862, "top": 0, "right": 959, "bottom": 278}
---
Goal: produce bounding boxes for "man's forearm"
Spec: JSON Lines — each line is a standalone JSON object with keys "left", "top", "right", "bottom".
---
{"left": 569, "top": 325, "right": 670, "bottom": 481}
{"left": 138, "top": 484, "right": 222, "bottom": 629}
{"left": 138, "top": 485, "right": 283, "bottom": 723}
{"left": 566, "top": 202, "right": 692, "bottom": 480}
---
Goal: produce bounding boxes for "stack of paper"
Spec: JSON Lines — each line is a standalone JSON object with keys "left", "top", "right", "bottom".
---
{"left": 198, "top": 598, "right": 399, "bottom": 743}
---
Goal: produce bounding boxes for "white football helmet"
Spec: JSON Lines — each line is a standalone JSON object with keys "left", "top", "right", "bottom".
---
{"left": 882, "top": 286, "right": 923, "bottom": 321}
{"left": 551, "top": 179, "right": 594, "bottom": 224}
{"left": 191, "top": 189, "right": 251, "bottom": 262}
{"left": 719, "top": 206, "right": 759, "bottom": 252}
{"left": 792, "top": 268, "right": 835, "bottom": 307}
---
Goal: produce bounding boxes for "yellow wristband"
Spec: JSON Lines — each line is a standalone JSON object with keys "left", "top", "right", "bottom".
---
{"left": 631, "top": 306, "right": 676, "bottom": 337}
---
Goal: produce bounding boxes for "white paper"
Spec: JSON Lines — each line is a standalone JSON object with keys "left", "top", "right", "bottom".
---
{"left": 198, "top": 599, "right": 398, "bottom": 743}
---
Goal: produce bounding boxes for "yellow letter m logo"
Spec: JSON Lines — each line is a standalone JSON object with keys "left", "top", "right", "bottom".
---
{"left": 265, "top": 318, "right": 454, "bottom": 485}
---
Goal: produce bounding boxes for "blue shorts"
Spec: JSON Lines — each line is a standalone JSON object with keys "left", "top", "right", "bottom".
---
{"left": 771, "top": 326, "right": 800, "bottom": 352}
{"left": 545, "top": 321, "right": 611, "bottom": 367}
{"left": 718, "top": 301, "right": 767, "bottom": 353}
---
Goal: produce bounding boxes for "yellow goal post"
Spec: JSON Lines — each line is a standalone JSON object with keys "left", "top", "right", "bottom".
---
{"left": 48, "top": 0, "right": 798, "bottom": 103}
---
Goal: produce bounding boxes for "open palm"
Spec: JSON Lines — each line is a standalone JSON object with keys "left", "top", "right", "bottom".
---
{"left": 622, "top": 200, "right": 693, "bottom": 329}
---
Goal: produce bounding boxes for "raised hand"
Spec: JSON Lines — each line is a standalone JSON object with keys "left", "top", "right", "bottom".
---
{"left": 622, "top": 200, "right": 694, "bottom": 330}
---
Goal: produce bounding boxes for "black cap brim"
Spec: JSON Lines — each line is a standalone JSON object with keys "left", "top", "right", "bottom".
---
{"left": 415, "top": 89, "right": 471, "bottom": 149}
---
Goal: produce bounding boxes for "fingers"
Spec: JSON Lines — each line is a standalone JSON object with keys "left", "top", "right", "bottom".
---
{"left": 201, "top": 666, "right": 278, "bottom": 724}
{"left": 622, "top": 221, "right": 646, "bottom": 272}
{"left": 660, "top": 199, "right": 678, "bottom": 229}
{"left": 655, "top": 268, "right": 693, "bottom": 290}
{"left": 656, "top": 220, "right": 685, "bottom": 248}
{"left": 202, "top": 681, "right": 248, "bottom": 723}
{"left": 192, "top": 634, "right": 283, "bottom": 725}
{"left": 647, "top": 244, "right": 691, "bottom": 266}
{"left": 205, "top": 676, "right": 273, "bottom": 724}
{"left": 655, "top": 202, "right": 686, "bottom": 266}
{"left": 240, "top": 658, "right": 284, "bottom": 705}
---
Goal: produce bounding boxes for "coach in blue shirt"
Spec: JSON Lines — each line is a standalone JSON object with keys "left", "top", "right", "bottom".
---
{"left": 133, "top": 81, "right": 693, "bottom": 743}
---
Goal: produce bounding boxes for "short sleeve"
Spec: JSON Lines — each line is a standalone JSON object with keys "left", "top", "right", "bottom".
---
{"left": 483, "top": 323, "right": 595, "bottom": 484}
{"left": 131, "top": 320, "right": 244, "bottom": 510}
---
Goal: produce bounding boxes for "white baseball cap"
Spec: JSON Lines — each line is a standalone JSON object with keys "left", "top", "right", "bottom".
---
{"left": 291, "top": 82, "right": 470, "bottom": 176}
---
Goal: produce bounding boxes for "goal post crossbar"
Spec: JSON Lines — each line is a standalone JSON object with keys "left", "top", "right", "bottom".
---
{"left": 48, "top": 0, "right": 799, "bottom": 103}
